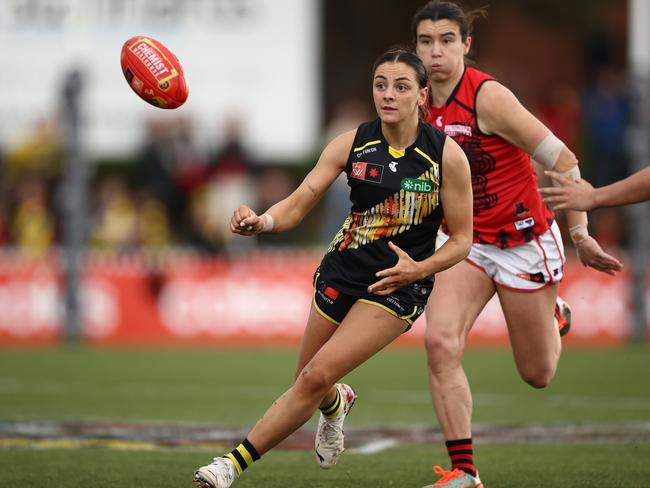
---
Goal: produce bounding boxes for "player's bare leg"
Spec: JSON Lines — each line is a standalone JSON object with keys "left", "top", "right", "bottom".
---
{"left": 294, "top": 303, "right": 340, "bottom": 401}
{"left": 424, "top": 260, "right": 495, "bottom": 441}
{"left": 292, "top": 303, "right": 357, "bottom": 468}
{"left": 194, "top": 303, "right": 405, "bottom": 487}
{"left": 497, "top": 283, "right": 562, "bottom": 388}
{"left": 246, "top": 301, "right": 405, "bottom": 454}
{"left": 423, "top": 260, "right": 492, "bottom": 486}
{"left": 423, "top": 260, "right": 493, "bottom": 487}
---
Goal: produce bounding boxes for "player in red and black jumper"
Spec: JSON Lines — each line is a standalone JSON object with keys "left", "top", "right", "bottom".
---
{"left": 410, "top": 2, "right": 623, "bottom": 487}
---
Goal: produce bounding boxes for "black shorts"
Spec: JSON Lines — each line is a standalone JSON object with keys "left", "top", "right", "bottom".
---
{"left": 313, "top": 272, "right": 424, "bottom": 331}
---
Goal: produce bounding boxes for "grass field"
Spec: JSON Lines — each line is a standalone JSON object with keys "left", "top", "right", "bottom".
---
{"left": 1, "top": 346, "right": 649, "bottom": 487}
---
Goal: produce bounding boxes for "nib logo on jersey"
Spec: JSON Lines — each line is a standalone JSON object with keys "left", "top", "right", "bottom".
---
{"left": 351, "top": 162, "right": 384, "bottom": 183}
{"left": 401, "top": 178, "right": 434, "bottom": 193}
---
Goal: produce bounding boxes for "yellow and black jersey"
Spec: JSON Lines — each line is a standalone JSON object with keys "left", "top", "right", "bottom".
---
{"left": 318, "top": 118, "right": 447, "bottom": 305}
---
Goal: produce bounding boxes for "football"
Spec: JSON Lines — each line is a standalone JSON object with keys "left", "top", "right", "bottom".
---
{"left": 120, "top": 36, "right": 189, "bottom": 109}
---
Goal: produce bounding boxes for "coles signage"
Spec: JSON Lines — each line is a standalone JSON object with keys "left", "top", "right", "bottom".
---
{"left": 0, "top": 251, "right": 646, "bottom": 346}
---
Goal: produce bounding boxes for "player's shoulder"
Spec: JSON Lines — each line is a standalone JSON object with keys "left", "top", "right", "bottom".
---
{"left": 441, "top": 134, "right": 465, "bottom": 162}
{"left": 475, "top": 76, "right": 520, "bottom": 114}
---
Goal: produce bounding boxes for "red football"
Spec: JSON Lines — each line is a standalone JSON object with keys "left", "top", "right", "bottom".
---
{"left": 120, "top": 36, "right": 189, "bottom": 109}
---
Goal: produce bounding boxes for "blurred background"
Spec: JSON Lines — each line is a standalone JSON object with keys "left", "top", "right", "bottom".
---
{"left": 0, "top": 0, "right": 647, "bottom": 347}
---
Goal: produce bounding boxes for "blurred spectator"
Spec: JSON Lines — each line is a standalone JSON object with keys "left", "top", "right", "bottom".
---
{"left": 136, "top": 119, "right": 187, "bottom": 240}
{"left": 136, "top": 191, "right": 172, "bottom": 249}
{"left": 188, "top": 115, "right": 258, "bottom": 253}
{"left": 10, "top": 176, "right": 56, "bottom": 256}
{"left": 2, "top": 118, "right": 63, "bottom": 186}
{"left": 255, "top": 167, "right": 296, "bottom": 246}
{"left": 535, "top": 83, "right": 581, "bottom": 157}
{"left": 0, "top": 118, "right": 63, "bottom": 255}
{"left": 323, "top": 97, "right": 373, "bottom": 145}
{"left": 170, "top": 117, "right": 208, "bottom": 201}
{"left": 0, "top": 197, "right": 9, "bottom": 246}
{"left": 90, "top": 176, "right": 138, "bottom": 251}
{"left": 582, "top": 67, "right": 630, "bottom": 188}
{"left": 137, "top": 120, "right": 180, "bottom": 219}
{"left": 588, "top": 207, "right": 626, "bottom": 251}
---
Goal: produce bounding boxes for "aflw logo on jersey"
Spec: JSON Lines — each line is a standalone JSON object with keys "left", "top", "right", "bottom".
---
{"left": 351, "top": 162, "right": 384, "bottom": 183}
{"left": 444, "top": 124, "right": 472, "bottom": 137}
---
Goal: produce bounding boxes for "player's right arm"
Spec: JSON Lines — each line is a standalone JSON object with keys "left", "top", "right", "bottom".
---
{"left": 368, "top": 137, "right": 473, "bottom": 296}
{"left": 476, "top": 81, "right": 622, "bottom": 275}
{"left": 231, "top": 130, "right": 354, "bottom": 236}
{"left": 425, "top": 137, "right": 474, "bottom": 272}
{"left": 541, "top": 166, "right": 650, "bottom": 210}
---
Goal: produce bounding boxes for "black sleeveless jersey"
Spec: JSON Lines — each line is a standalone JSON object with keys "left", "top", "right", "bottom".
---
{"left": 318, "top": 118, "right": 447, "bottom": 305}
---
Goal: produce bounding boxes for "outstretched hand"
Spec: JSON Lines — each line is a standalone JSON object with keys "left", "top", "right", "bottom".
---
{"left": 539, "top": 171, "right": 596, "bottom": 211}
{"left": 230, "top": 205, "right": 264, "bottom": 236}
{"left": 575, "top": 236, "right": 623, "bottom": 276}
{"left": 368, "top": 242, "right": 423, "bottom": 296}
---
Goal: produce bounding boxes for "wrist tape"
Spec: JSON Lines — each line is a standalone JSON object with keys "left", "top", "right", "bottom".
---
{"left": 261, "top": 213, "right": 274, "bottom": 233}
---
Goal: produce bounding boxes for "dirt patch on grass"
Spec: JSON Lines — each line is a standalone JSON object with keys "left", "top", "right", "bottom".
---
{"left": 1, "top": 420, "right": 649, "bottom": 451}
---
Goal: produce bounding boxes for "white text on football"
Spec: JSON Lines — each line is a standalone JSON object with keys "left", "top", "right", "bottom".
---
{"left": 133, "top": 42, "right": 170, "bottom": 78}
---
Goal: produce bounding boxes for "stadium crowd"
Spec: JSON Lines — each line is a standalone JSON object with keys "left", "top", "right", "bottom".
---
{"left": 0, "top": 2, "right": 633, "bottom": 258}
{"left": 0, "top": 82, "right": 631, "bottom": 259}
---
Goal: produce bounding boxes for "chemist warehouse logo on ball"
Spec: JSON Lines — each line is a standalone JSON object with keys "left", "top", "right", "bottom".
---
{"left": 351, "top": 162, "right": 384, "bottom": 183}
{"left": 130, "top": 39, "right": 178, "bottom": 87}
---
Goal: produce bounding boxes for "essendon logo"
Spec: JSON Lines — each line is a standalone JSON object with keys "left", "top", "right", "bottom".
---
{"left": 351, "top": 162, "right": 384, "bottom": 183}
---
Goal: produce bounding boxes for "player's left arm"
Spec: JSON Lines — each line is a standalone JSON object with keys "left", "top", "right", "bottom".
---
{"left": 477, "top": 81, "right": 623, "bottom": 275}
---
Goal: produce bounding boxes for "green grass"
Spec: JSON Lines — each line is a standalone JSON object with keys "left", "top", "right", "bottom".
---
{"left": 1, "top": 346, "right": 649, "bottom": 487}
{"left": 1, "top": 443, "right": 649, "bottom": 487}
{"left": 0, "top": 346, "right": 648, "bottom": 425}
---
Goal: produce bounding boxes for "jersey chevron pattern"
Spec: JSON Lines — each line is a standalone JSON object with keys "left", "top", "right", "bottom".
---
{"left": 318, "top": 118, "right": 446, "bottom": 305}
{"left": 329, "top": 164, "right": 439, "bottom": 252}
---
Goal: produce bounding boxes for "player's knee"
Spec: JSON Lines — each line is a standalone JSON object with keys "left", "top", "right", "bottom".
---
{"left": 295, "top": 365, "right": 333, "bottom": 398}
{"left": 424, "top": 328, "right": 464, "bottom": 372}
{"left": 520, "top": 364, "right": 556, "bottom": 389}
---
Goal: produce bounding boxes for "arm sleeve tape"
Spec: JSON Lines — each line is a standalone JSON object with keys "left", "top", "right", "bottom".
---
{"left": 569, "top": 223, "right": 589, "bottom": 244}
{"left": 532, "top": 133, "right": 564, "bottom": 169}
